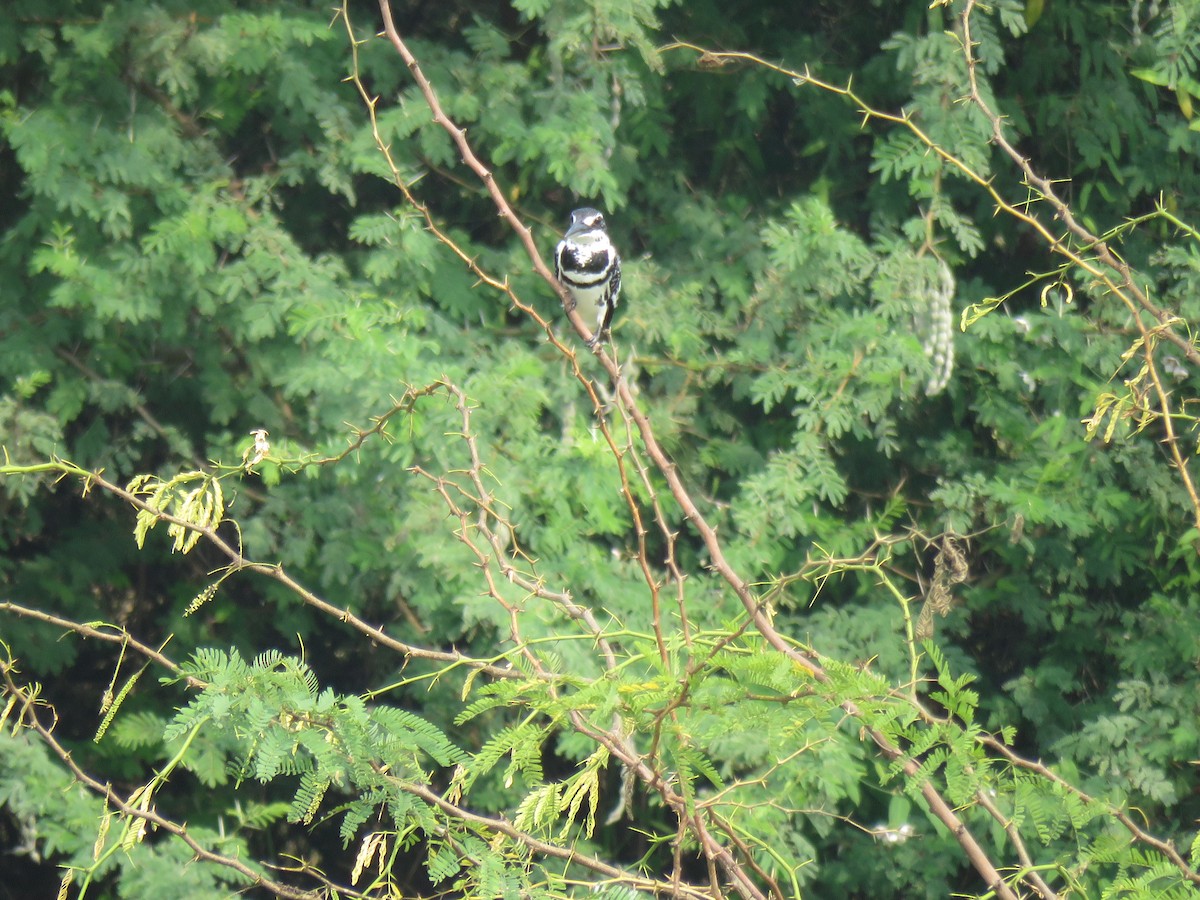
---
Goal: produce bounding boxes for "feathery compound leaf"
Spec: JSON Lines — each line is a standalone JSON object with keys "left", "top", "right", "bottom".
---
{"left": 425, "top": 838, "right": 463, "bottom": 885}
{"left": 370, "top": 706, "right": 468, "bottom": 768}
{"left": 514, "top": 782, "right": 563, "bottom": 835}
{"left": 109, "top": 711, "right": 169, "bottom": 750}
{"left": 290, "top": 770, "right": 331, "bottom": 825}
{"left": 5, "top": 0, "right": 1200, "bottom": 895}
{"left": 468, "top": 722, "right": 550, "bottom": 791}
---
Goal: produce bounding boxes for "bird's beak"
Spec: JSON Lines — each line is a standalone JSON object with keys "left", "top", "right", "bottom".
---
{"left": 564, "top": 219, "right": 591, "bottom": 238}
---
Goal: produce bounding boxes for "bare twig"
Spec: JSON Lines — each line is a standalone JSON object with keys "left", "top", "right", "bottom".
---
{"left": 956, "top": 0, "right": 1200, "bottom": 537}
{"left": 660, "top": 35, "right": 1200, "bottom": 892}
{"left": 0, "top": 453, "right": 522, "bottom": 683}
{"left": 0, "top": 601, "right": 198, "bottom": 687}
{"left": 0, "top": 662, "right": 346, "bottom": 900}
{"left": 364, "top": 4, "right": 1023, "bottom": 897}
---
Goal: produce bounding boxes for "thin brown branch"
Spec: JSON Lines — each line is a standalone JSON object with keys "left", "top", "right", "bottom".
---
{"left": 974, "top": 787, "right": 1061, "bottom": 900}
{"left": 616, "top": 398, "right": 690, "bottom": 653}
{"left": 0, "top": 601, "right": 199, "bottom": 687}
{"left": 364, "top": 6, "right": 1027, "bottom": 898}
{"left": 403, "top": 781, "right": 715, "bottom": 900}
{"left": 957, "top": 1, "right": 1200, "bottom": 534}
{"left": 410, "top": 382, "right": 626, "bottom": 670}
{"left": 344, "top": 4, "right": 667, "bottom": 663}
{"left": 7, "top": 454, "right": 522, "bottom": 683}
{"left": 983, "top": 735, "right": 1200, "bottom": 888}
{"left": 300, "top": 380, "right": 445, "bottom": 468}
{"left": 660, "top": 35, "right": 1200, "bottom": 887}
{"left": 948, "top": 15, "right": 1200, "bottom": 880}
{"left": 0, "top": 662, "right": 346, "bottom": 900}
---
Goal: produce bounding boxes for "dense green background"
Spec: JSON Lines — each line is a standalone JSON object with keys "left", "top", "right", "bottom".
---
{"left": 2, "top": 0, "right": 1200, "bottom": 897}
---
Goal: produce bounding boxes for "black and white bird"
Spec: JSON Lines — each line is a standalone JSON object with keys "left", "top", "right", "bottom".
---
{"left": 555, "top": 207, "right": 621, "bottom": 348}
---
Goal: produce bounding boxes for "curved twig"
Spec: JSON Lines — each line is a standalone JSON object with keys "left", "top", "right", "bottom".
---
{"left": 0, "top": 662, "right": 346, "bottom": 900}
{"left": 366, "top": 3, "right": 1024, "bottom": 897}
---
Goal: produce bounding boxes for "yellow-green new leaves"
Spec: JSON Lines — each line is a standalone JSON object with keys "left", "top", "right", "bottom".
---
{"left": 513, "top": 747, "right": 607, "bottom": 840}
{"left": 1083, "top": 324, "right": 1183, "bottom": 446}
{"left": 127, "top": 471, "right": 225, "bottom": 554}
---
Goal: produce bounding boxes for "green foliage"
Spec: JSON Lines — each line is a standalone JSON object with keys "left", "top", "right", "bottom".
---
{"left": 3, "top": 0, "right": 1200, "bottom": 897}
{"left": 168, "top": 648, "right": 466, "bottom": 804}
{"left": 0, "top": 731, "right": 256, "bottom": 899}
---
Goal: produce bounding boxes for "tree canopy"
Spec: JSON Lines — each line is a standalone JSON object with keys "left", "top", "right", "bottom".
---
{"left": 3, "top": 0, "right": 1200, "bottom": 897}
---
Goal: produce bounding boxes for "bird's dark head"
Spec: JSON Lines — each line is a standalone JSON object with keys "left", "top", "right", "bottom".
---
{"left": 565, "top": 207, "right": 607, "bottom": 239}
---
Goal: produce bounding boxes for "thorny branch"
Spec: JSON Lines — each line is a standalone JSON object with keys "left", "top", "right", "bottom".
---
{"left": 0, "top": 601, "right": 199, "bottom": 688}
{"left": 3, "top": 403, "right": 741, "bottom": 899}
{"left": 1, "top": 451, "right": 522, "bottom": 684}
{"left": 406, "top": 389, "right": 777, "bottom": 898}
{"left": 3, "top": 3, "right": 1194, "bottom": 898}
{"left": 341, "top": 4, "right": 675, "bottom": 667}
{"left": 955, "top": 0, "right": 1200, "bottom": 537}
{"left": 409, "top": 382, "right": 621, "bottom": 668}
{"left": 652, "top": 30, "right": 1200, "bottom": 883}
{"left": 666, "top": 4, "right": 1200, "bottom": 542}
{"left": 0, "top": 660, "right": 349, "bottom": 900}
{"left": 982, "top": 734, "right": 1200, "bottom": 890}
{"left": 364, "top": 2, "right": 1031, "bottom": 898}
{"left": 662, "top": 12, "right": 1200, "bottom": 888}
{"left": 366, "top": 1, "right": 1200, "bottom": 896}
{"left": 400, "top": 782, "right": 716, "bottom": 900}
{"left": 3, "top": 641, "right": 692, "bottom": 900}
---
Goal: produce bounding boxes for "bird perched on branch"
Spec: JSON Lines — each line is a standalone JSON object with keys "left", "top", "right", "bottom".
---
{"left": 554, "top": 207, "right": 621, "bottom": 348}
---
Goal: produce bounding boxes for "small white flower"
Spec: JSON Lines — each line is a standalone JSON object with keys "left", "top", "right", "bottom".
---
{"left": 875, "top": 822, "right": 915, "bottom": 844}
{"left": 1161, "top": 355, "right": 1187, "bottom": 380}
{"left": 244, "top": 428, "right": 270, "bottom": 467}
